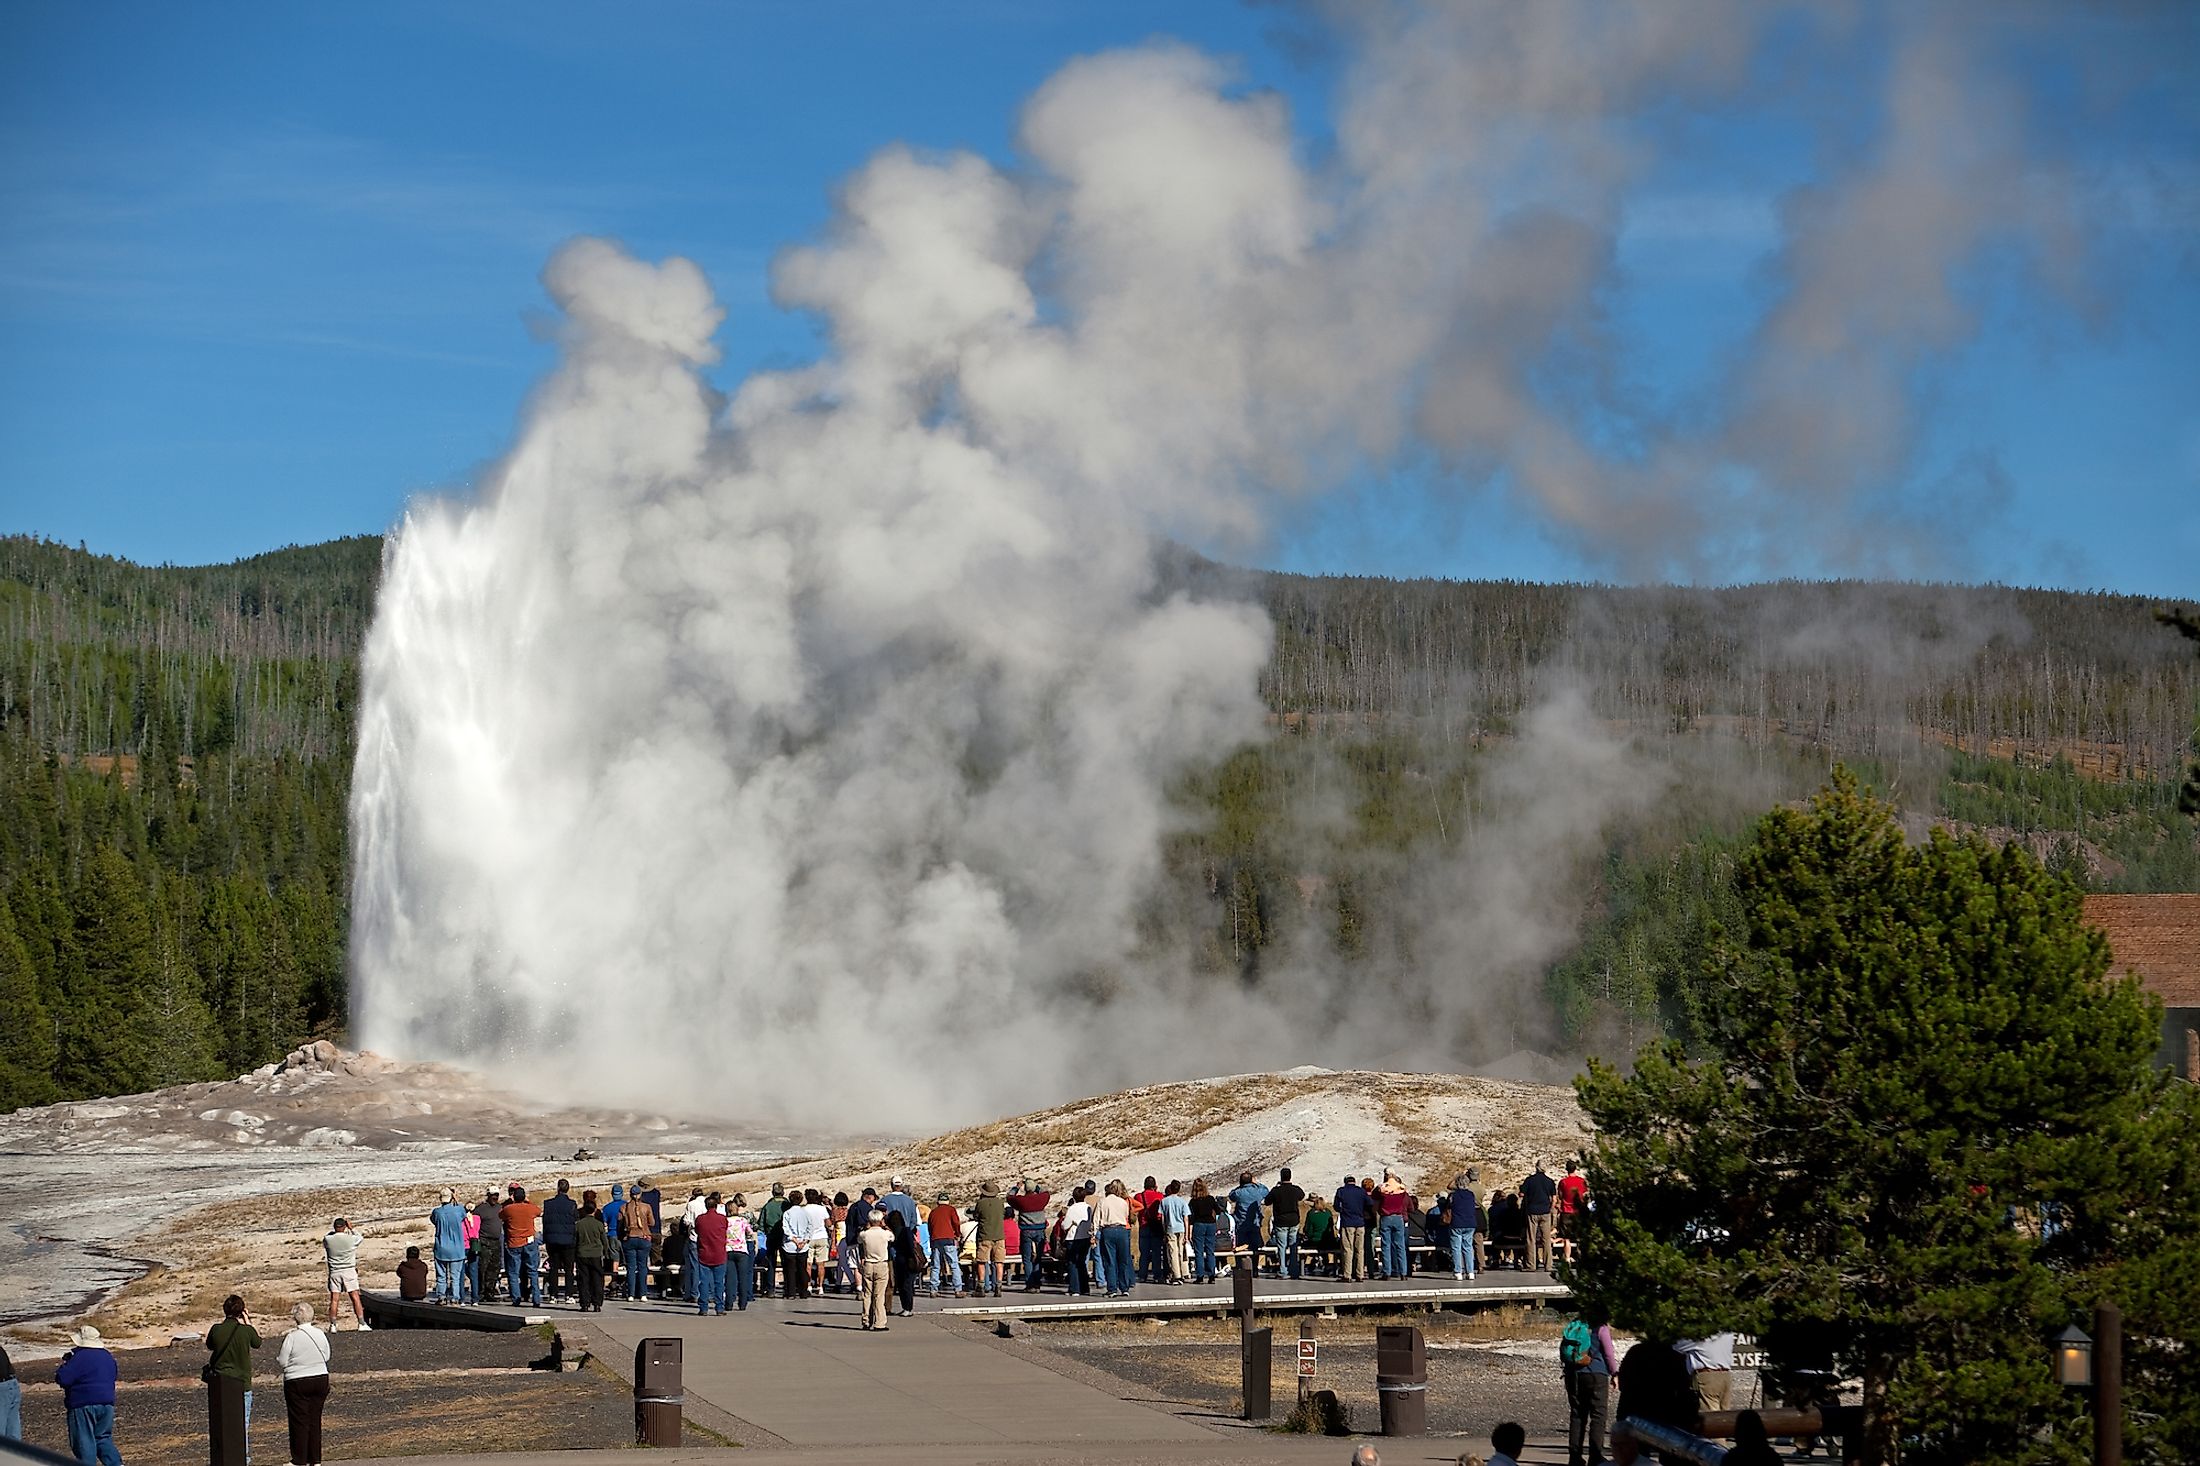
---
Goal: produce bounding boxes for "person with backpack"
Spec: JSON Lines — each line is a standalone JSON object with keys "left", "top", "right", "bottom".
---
{"left": 1562, "top": 1305, "right": 1621, "bottom": 1466}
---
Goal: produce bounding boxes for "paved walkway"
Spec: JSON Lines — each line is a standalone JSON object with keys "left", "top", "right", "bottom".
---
{"left": 576, "top": 1292, "right": 1219, "bottom": 1448}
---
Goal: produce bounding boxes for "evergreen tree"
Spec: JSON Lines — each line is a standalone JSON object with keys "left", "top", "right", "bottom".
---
{"left": 0, "top": 894, "right": 60, "bottom": 1110}
{"left": 62, "top": 845, "right": 158, "bottom": 1095}
{"left": 1572, "top": 771, "right": 2198, "bottom": 1464}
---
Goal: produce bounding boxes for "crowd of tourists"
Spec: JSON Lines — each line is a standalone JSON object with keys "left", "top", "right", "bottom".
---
{"left": 362, "top": 1161, "right": 1595, "bottom": 1316}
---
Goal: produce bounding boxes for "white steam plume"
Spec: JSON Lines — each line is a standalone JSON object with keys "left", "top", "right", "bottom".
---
{"left": 353, "top": 3, "right": 2163, "bottom": 1125}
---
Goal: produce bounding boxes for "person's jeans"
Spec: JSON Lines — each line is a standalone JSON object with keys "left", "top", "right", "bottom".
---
{"left": 623, "top": 1238, "right": 652, "bottom": 1298}
{"left": 730, "top": 1249, "right": 755, "bottom": 1309}
{"left": 1019, "top": 1229, "right": 1046, "bottom": 1290}
{"left": 0, "top": 1376, "right": 21, "bottom": 1440}
{"left": 506, "top": 1241, "right": 543, "bottom": 1303}
{"left": 68, "top": 1403, "right": 122, "bottom": 1466}
{"left": 460, "top": 1253, "right": 478, "bottom": 1302}
{"left": 1451, "top": 1228, "right": 1477, "bottom": 1279}
{"left": 1063, "top": 1238, "right": 1092, "bottom": 1294}
{"left": 1272, "top": 1224, "right": 1301, "bottom": 1279}
{"left": 1191, "top": 1222, "right": 1218, "bottom": 1281}
{"left": 1380, "top": 1215, "right": 1408, "bottom": 1278}
{"left": 682, "top": 1240, "right": 700, "bottom": 1299}
{"left": 1138, "top": 1224, "right": 1163, "bottom": 1282}
{"left": 1100, "top": 1226, "right": 1135, "bottom": 1293}
{"left": 930, "top": 1240, "right": 961, "bottom": 1293}
{"left": 435, "top": 1257, "right": 465, "bottom": 1302}
{"left": 694, "top": 1261, "right": 728, "bottom": 1314}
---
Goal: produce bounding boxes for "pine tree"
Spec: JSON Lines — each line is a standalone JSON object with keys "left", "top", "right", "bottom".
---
{"left": 0, "top": 894, "right": 60, "bottom": 1110}
{"left": 62, "top": 845, "right": 158, "bottom": 1095}
{"left": 1571, "top": 770, "right": 2198, "bottom": 1463}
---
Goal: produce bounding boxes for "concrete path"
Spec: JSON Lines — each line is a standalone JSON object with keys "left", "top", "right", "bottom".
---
{"left": 576, "top": 1292, "right": 1218, "bottom": 1448}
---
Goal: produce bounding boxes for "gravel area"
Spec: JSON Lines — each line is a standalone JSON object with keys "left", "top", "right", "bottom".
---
{"left": 9, "top": 1325, "right": 693, "bottom": 1464}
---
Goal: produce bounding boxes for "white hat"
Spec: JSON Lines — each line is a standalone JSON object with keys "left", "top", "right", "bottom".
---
{"left": 71, "top": 1325, "right": 103, "bottom": 1347}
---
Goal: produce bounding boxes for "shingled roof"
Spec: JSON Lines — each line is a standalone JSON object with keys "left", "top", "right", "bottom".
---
{"left": 2084, "top": 894, "right": 2200, "bottom": 1008}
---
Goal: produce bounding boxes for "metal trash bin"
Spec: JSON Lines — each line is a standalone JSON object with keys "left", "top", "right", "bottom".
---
{"left": 633, "top": 1337, "right": 683, "bottom": 1447}
{"left": 1376, "top": 1324, "right": 1427, "bottom": 1436}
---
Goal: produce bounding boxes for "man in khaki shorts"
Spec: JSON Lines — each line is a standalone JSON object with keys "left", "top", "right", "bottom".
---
{"left": 323, "top": 1218, "right": 370, "bottom": 1330}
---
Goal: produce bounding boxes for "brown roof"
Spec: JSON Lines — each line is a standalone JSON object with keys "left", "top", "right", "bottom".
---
{"left": 2084, "top": 894, "right": 2200, "bottom": 1008}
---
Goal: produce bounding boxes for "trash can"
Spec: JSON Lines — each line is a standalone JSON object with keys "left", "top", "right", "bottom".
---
{"left": 633, "top": 1337, "right": 683, "bottom": 1447}
{"left": 1376, "top": 1324, "right": 1427, "bottom": 1436}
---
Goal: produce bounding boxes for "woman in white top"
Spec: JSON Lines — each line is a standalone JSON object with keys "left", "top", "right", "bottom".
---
{"left": 277, "top": 1303, "right": 331, "bottom": 1466}
{"left": 1059, "top": 1189, "right": 1096, "bottom": 1296}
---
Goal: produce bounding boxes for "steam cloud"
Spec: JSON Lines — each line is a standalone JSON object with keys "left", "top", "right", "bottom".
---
{"left": 353, "top": 2, "right": 2162, "bottom": 1125}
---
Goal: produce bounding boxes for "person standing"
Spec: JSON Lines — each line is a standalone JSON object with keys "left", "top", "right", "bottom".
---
{"left": 971, "top": 1182, "right": 1008, "bottom": 1297}
{"left": 322, "top": 1219, "right": 369, "bottom": 1332}
{"left": 692, "top": 1194, "right": 730, "bottom": 1316}
{"left": 1564, "top": 1306, "right": 1619, "bottom": 1466}
{"left": 1158, "top": 1181, "right": 1191, "bottom": 1284}
{"left": 1676, "top": 1332, "right": 1735, "bottom": 1413}
{"left": 620, "top": 1188, "right": 657, "bottom": 1301}
{"left": 205, "top": 1295, "right": 262, "bottom": 1457}
{"left": 500, "top": 1185, "right": 543, "bottom": 1307}
{"left": 472, "top": 1189, "right": 505, "bottom": 1303}
{"left": 884, "top": 1208, "right": 921, "bottom": 1316}
{"left": 1333, "top": 1174, "right": 1369, "bottom": 1281}
{"left": 926, "top": 1193, "right": 964, "bottom": 1297}
{"left": 1060, "top": 1188, "right": 1095, "bottom": 1296}
{"left": 1266, "top": 1169, "right": 1306, "bottom": 1280}
{"left": 1521, "top": 1163, "right": 1559, "bottom": 1273}
{"left": 276, "top": 1303, "right": 330, "bottom": 1466}
{"left": 0, "top": 1340, "right": 19, "bottom": 1441}
{"left": 1227, "top": 1172, "right": 1268, "bottom": 1268}
{"left": 542, "top": 1180, "right": 580, "bottom": 1304}
{"left": 780, "top": 1188, "right": 815, "bottom": 1300}
{"left": 1448, "top": 1172, "right": 1481, "bottom": 1280}
{"left": 1377, "top": 1172, "right": 1412, "bottom": 1279}
{"left": 56, "top": 1326, "right": 121, "bottom": 1466}
{"left": 726, "top": 1196, "right": 758, "bottom": 1310}
{"left": 679, "top": 1190, "right": 707, "bottom": 1302}
{"left": 575, "top": 1191, "right": 612, "bottom": 1312}
{"left": 1188, "top": 1179, "right": 1222, "bottom": 1283}
{"left": 1134, "top": 1177, "right": 1166, "bottom": 1284}
{"left": 429, "top": 1189, "right": 470, "bottom": 1304}
{"left": 1094, "top": 1181, "right": 1135, "bottom": 1297}
{"left": 601, "top": 1184, "right": 627, "bottom": 1292}
{"left": 857, "top": 1208, "right": 894, "bottom": 1330}
{"left": 756, "top": 1183, "right": 787, "bottom": 1298}
{"left": 1007, "top": 1178, "right": 1052, "bottom": 1292}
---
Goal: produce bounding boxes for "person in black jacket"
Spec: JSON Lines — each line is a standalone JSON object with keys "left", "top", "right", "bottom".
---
{"left": 541, "top": 1180, "right": 579, "bottom": 1302}
{"left": 1266, "top": 1169, "right": 1306, "bottom": 1279}
{"left": 1520, "top": 1164, "right": 1559, "bottom": 1272}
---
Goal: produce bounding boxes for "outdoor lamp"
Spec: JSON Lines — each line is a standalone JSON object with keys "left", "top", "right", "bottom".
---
{"left": 2052, "top": 1322, "right": 2093, "bottom": 1388}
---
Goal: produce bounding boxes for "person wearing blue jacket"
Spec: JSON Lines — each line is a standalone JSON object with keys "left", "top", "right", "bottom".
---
{"left": 541, "top": 1180, "right": 580, "bottom": 1303}
{"left": 56, "top": 1325, "right": 122, "bottom": 1466}
{"left": 1333, "top": 1175, "right": 1370, "bottom": 1281}
{"left": 602, "top": 1185, "right": 627, "bottom": 1293}
{"left": 429, "top": 1189, "right": 470, "bottom": 1303}
{"left": 1447, "top": 1171, "right": 1481, "bottom": 1280}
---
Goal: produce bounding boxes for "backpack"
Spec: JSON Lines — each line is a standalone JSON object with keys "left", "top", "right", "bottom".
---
{"left": 1559, "top": 1319, "right": 1594, "bottom": 1368}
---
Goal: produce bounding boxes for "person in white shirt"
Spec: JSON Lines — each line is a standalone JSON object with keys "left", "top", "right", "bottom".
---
{"left": 780, "top": 1188, "right": 819, "bottom": 1300}
{"left": 1675, "top": 1331, "right": 1736, "bottom": 1411}
{"left": 276, "top": 1303, "right": 331, "bottom": 1466}
{"left": 1059, "top": 1189, "right": 1096, "bottom": 1296}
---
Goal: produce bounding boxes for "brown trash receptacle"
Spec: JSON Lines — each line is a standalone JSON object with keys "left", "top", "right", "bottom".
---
{"left": 633, "top": 1337, "right": 683, "bottom": 1447}
{"left": 207, "top": 1374, "right": 247, "bottom": 1466}
{"left": 1375, "top": 1324, "right": 1427, "bottom": 1437}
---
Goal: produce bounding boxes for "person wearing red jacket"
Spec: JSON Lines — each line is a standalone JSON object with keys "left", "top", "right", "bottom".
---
{"left": 1135, "top": 1177, "right": 1166, "bottom": 1283}
{"left": 926, "top": 1194, "right": 965, "bottom": 1297}
{"left": 1007, "top": 1180, "right": 1051, "bottom": 1291}
{"left": 692, "top": 1195, "right": 730, "bottom": 1316}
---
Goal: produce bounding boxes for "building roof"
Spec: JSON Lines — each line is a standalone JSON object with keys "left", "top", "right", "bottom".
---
{"left": 2084, "top": 894, "right": 2200, "bottom": 1008}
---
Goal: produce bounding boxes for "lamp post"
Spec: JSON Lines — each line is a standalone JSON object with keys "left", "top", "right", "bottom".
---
{"left": 2053, "top": 1307, "right": 2122, "bottom": 1466}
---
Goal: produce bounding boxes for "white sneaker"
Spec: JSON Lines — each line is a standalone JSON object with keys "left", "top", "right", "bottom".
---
{"left": 358, "top": 1322, "right": 372, "bottom": 1331}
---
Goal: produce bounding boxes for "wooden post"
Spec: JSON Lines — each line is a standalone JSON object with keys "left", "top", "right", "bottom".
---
{"left": 2095, "top": 1300, "right": 2121, "bottom": 1466}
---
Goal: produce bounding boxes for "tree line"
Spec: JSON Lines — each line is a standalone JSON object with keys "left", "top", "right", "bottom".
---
{"left": 2, "top": 532, "right": 2194, "bottom": 1109}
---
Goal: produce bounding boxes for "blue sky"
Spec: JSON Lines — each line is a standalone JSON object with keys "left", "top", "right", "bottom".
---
{"left": 1, "top": 1, "right": 2195, "bottom": 596}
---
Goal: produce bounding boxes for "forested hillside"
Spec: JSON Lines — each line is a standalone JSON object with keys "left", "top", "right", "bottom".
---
{"left": 2, "top": 533, "right": 2194, "bottom": 1108}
